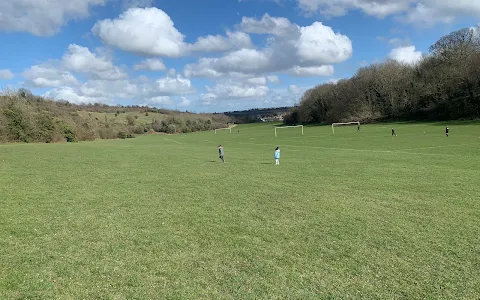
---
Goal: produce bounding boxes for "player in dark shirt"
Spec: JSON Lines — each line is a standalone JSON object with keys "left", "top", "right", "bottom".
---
{"left": 392, "top": 128, "right": 397, "bottom": 136}
{"left": 445, "top": 126, "right": 449, "bottom": 137}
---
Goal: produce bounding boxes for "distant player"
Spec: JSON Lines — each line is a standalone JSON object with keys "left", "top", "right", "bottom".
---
{"left": 445, "top": 126, "right": 449, "bottom": 137}
{"left": 218, "top": 145, "right": 224, "bottom": 163}
{"left": 392, "top": 128, "right": 397, "bottom": 136}
{"left": 357, "top": 125, "right": 360, "bottom": 132}
{"left": 274, "top": 147, "right": 280, "bottom": 165}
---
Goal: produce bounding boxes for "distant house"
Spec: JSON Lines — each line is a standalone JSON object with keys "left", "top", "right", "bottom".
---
{"left": 260, "top": 114, "right": 285, "bottom": 122}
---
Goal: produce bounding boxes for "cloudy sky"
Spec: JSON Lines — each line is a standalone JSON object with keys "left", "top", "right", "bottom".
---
{"left": 0, "top": 0, "right": 478, "bottom": 112}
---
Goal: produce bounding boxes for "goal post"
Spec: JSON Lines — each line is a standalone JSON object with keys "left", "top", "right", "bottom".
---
{"left": 331, "top": 122, "right": 360, "bottom": 133}
{"left": 275, "top": 125, "right": 303, "bottom": 137}
{"left": 215, "top": 128, "right": 232, "bottom": 134}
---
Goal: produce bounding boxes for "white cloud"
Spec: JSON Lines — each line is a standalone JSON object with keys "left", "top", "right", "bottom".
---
{"left": 178, "top": 97, "right": 192, "bottom": 107}
{"left": 155, "top": 75, "right": 195, "bottom": 95}
{"left": 167, "top": 68, "right": 177, "bottom": 77}
{"left": 205, "top": 80, "right": 270, "bottom": 99}
{"left": 267, "top": 75, "right": 280, "bottom": 84}
{"left": 288, "top": 65, "right": 334, "bottom": 76}
{"left": 200, "top": 93, "right": 217, "bottom": 102}
{"left": 92, "top": 7, "right": 253, "bottom": 57}
{"left": 40, "top": 67, "right": 194, "bottom": 105}
{"left": 239, "top": 14, "right": 298, "bottom": 36}
{"left": 134, "top": 58, "right": 167, "bottom": 71}
{"left": 295, "top": 0, "right": 480, "bottom": 26}
{"left": 44, "top": 86, "right": 110, "bottom": 104}
{"left": 0, "top": 0, "right": 106, "bottom": 36}
{"left": 388, "top": 45, "right": 422, "bottom": 65}
{"left": 189, "top": 31, "right": 253, "bottom": 52}
{"left": 92, "top": 7, "right": 187, "bottom": 57}
{"left": 387, "top": 37, "right": 411, "bottom": 47}
{"left": 0, "top": 69, "right": 14, "bottom": 80}
{"left": 61, "top": 44, "right": 127, "bottom": 80}
{"left": 184, "top": 16, "right": 352, "bottom": 78}
{"left": 23, "top": 64, "right": 78, "bottom": 88}
{"left": 147, "top": 96, "right": 172, "bottom": 105}
{"left": 325, "top": 78, "right": 341, "bottom": 84}
{"left": 246, "top": 77, "right": 268, "bottom": 85}
{"left": 296, "top": 22, "right": 352, "bottom": 64}
{"left": 359, "top": 60, "right": 369, "bottom": 67}
{"left": 288, "top": 84, "right": 302, "bottom": 94}
{"left": 288, "top": 84, "right": 306, "bottom": 95}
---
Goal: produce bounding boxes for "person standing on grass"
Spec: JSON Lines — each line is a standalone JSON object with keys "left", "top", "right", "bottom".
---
{"left": 218, "top": 145, "right": 225, "bottom": 163}
{"left": 392, "top": 128, "right": 397, "bottom": 136}
{"left": 274, "top": 146, "right": 280, "bottom": 165}
{"left": 446, "top": 126, "right": 449, "bottom": 137}
{"left": 357, "top": 125, "right": 360, "bottom": 132}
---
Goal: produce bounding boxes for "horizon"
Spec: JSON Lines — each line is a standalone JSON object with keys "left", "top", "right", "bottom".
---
{"left": 0, "top": 0, "right": 479, "bottom": 113}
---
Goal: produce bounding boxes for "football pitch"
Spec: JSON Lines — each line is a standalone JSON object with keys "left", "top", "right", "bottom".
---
{"left": 1, "top": 121, "right": 479, "bottom": 299}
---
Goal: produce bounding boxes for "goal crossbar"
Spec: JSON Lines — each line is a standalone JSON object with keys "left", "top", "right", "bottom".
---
{"left": 331, "top": 122, "right": 360, "bottom": 133}
{"left": 215, "top": 128, "right": 232, "bottom": 134}
{"left": 275, "top": 125, "right": 303, "bottom": 137}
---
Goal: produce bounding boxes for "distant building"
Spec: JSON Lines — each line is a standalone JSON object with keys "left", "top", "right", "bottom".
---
{"left": 260, "top": 113, "right": 285, "bottom": 122}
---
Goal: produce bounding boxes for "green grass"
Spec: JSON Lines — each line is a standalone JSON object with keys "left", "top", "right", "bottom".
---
{"left": 1, "top": 121, "right": 480, "bottom": 299}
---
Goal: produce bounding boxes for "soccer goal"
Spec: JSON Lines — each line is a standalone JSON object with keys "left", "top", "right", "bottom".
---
{"left": 275, "top": 125, "right": 303, "bottom": 137}
{"left": 331, "top": 122, "right": 360, "bottom": 133}
{"left": 215, "top": 128, "right": 232, "bottom": 134}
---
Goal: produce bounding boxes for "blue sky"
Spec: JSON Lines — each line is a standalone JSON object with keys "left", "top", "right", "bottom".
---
{"left": 0, "top": 0, "right": 479, "bottom": 112}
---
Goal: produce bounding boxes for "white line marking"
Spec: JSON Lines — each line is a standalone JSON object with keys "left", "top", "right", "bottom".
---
{"left": 164, "top": 138, "right": 181, "bottom": 144}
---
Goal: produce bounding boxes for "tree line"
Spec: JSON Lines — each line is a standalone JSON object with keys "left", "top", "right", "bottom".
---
{"left": 0, "top": 90, "right": 230, "bottom": 143}
{"left": 284, "top": 26, "right": 480, "bottom": 125}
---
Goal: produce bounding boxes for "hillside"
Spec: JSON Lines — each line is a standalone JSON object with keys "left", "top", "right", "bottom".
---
{"left": 0, "top": 91, "right": 230, "bottom": 143}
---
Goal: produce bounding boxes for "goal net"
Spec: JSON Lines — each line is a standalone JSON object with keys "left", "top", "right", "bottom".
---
{"left": 331, "top": 122, "right": 360, "bottom": 133}
{"left": 275, "top": 125, "right": 303, "bottom": 137}
{"left": 215, "top": 128, "right": 232, "bottom": 134}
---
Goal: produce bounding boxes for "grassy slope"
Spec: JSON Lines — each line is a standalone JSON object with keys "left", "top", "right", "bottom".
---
{"left": 1, "top": 122, "right": 479, "bottom": 299}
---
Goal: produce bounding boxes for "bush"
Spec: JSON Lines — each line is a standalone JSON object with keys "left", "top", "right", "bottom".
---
{"left": 97, "top": 128, "right": 116, "bottom": 139}
{"left": 3, "top": 107, "right": 32, "bottom": 142}
{"left": 152, "top": 122, "right": 164, "bottom": 132}
{"left": 118, "top": 131, "right": 127, "bottom": 139}
{"left": 126, "top": 115, "right": 135, "bottom": 126}
{"left": 126, "top": 133, "right": 135, "bottom": 138}
{"left": 35, "top": 113, "right": 56, "bottom": 143}
{"left": 166, "top": 124, "right": 176, "bottom": 134}
{"left": 61, "top": 125, "right": 77, "bottom": 142}
{"left": 133, "top": 125, "right": 144, "bottom": 134}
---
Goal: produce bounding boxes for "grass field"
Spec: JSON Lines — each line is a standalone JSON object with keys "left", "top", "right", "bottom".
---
{"left": 1, "top": 121, "right": 480, "bottom": 299}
